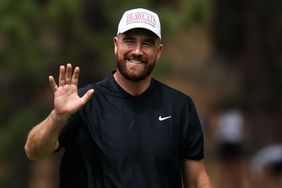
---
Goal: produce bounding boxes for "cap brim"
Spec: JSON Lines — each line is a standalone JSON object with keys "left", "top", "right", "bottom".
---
{"left": 117, "top": 22, "right": 161, "bottom": 39}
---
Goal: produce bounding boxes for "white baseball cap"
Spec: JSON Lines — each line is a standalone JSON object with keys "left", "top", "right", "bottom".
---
{"left": 117, "top": 8, "right": 161, "bottom": 39}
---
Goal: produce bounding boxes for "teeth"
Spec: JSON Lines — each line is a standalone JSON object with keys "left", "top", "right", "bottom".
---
{"left": 129, "top": 59, "right": 143, "bottom": 64}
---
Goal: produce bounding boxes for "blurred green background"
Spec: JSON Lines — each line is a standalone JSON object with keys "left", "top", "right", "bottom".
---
{"left": 0, "top": 0, "right": 281, "bottom": 187}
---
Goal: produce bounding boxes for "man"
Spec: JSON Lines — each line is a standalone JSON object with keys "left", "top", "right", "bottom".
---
{"left": 25, "top": 8, "right": 212, "bottom": 188}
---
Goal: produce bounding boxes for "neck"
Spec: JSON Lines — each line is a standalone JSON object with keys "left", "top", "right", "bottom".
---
{"left": 113, "top": 70, "right": 152, "bottom": 96}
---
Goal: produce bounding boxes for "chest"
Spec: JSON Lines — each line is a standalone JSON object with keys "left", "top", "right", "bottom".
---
{"left": 81, "top": 95, "right": 181, "bottom": 161}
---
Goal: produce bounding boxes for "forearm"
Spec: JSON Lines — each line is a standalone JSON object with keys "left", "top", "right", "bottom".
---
{"left": 184, "top": 174, "right": 212, "bottom": 188}
{"left": 24, "top": 110, "right": 68, "bottom": 160}
{"left": 184, "top": 172, "right": 213, "bottom": 188}
{"left": 196, "top": 174, "right": 212, "bottom": 188}
{"left": 183, "top": 160, "right": 213, "bottom": 188}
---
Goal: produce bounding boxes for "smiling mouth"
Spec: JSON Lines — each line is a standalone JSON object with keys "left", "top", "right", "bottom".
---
{"left": 127, "top": 58, "right": 146, "bottom": 64}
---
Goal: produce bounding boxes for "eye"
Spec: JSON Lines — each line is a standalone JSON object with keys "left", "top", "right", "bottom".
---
{"left": 144, "top": 42, "right": 154, "bottom": 47}
{"left": 123, "top": 38, "right": 135, "bottom": 45}
{"left": 142, "top": 40, "right": 156, "bottom": 48}
{"left": 125, "top": 39, "right": 134, "bottom": 43}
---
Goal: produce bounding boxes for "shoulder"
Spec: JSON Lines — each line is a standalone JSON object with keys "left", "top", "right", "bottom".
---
{"left": 153, "top": 78, "right": 194, "bottom": 105}
{"left": 77, "top": 77, "right": 110, "bottom": 97}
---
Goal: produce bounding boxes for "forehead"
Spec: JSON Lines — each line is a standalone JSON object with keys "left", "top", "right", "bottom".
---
{"left": 121, "top": 28, "right": 159, "bottom": 40}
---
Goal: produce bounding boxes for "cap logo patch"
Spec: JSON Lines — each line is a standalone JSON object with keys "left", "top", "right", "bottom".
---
{"left": 126, "top": 12, "right": 156, "bottom": 28}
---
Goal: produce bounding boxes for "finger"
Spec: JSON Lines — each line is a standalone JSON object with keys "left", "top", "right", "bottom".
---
{"left": 59, "top": 65, "right": 66, "bottom": 87}
{"left": 65, "top": 63, "right": 72, "bottom": 85}
{"left": 80, "top": 89, "right": 94, "bottom": 105}
{"left": 49, "top": 76, "right": 58, "bottom": 92}
{"left": 71, "top": 66, "right": 80, "bottom": 86}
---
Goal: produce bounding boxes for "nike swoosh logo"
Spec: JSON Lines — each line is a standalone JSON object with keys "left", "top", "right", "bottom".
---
{"left": 159, "top": 115, "right": 172, "bottom": 121}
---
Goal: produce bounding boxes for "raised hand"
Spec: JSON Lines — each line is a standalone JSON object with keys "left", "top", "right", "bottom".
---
{"left": 48, "top": 64, "right": 94, "bottom": 121}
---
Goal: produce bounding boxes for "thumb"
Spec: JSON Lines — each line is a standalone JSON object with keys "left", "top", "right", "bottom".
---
{"left": 81, "top": 89, "right": 95, "bottom": 105}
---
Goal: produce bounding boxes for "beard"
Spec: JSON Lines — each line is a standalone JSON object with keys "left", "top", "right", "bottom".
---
{"left": 116, "top": 53, "right": 156, "bottom": 81}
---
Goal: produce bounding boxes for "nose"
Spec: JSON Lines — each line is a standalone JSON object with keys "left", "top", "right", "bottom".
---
{"left": 132, "top": 43, "right": 143, "bottom": 56}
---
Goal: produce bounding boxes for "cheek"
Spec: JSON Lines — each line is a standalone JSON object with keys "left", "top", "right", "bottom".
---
{"left": 146, "top": 51, "right": 158, "bottom": 62}
{"left": 144, "top": 48, "right": 159, "bottom": 57}
{"left": 117, "top": 47, "right": 129, "bottom": 57}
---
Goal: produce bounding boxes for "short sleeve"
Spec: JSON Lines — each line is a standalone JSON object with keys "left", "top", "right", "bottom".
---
{"left": 181, "top": 97, "right": 204, "bottom": 160}
{"left": 58, "top": 112, "right": 81, "bottom": 149}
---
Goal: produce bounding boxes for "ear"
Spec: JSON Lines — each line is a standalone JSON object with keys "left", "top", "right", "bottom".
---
{"left": 114, "top": 47, "right": 117, "bottom": 55}
{"left": 156, "top": 44, "right": 164, "bottom": 61}
{"left": 113, "top": 37, "right": 118, "bottom": 55}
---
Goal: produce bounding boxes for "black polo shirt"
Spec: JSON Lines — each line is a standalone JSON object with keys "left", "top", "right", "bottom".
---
{"left": 58, "top": 74, "right": 204, "bottom": 188}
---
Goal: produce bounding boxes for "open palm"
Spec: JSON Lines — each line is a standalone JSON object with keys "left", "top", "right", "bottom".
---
{"left": 49, "top": 64, "right": 94, "bottom": 119}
